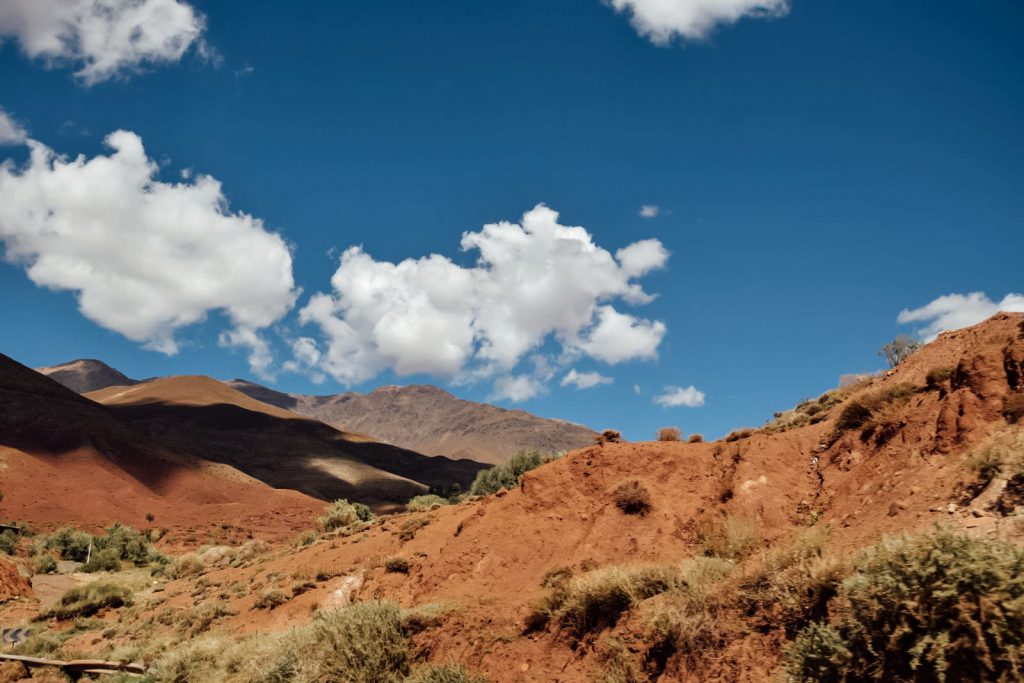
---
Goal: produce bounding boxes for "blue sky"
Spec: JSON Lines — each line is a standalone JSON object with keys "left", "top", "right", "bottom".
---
{"left": 0, "top": 0, "right": 1022, "bottom": 441}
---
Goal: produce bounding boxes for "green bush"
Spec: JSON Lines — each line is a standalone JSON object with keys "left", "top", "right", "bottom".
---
{"left": 406, "top": 494, "right": 448, "bottom": 512}
{"left": 406, "top": 663, "right": 488, "bottom": 683}
{"left": 45, "top": 527, "right": 93, "bottom": 561}
{"left": 43, "top": 524, "right": 163, "bottom": 566}
{"left": 34, "top": 554, "right": 57, "bottom": 574}
{"left": 44, "top": 581, "right": 133, "bottom": 619}
{"left": 319, "top": 499, "right": 374, "bottom": 532}
{"left": 81, "top": 547, "right": 121, "bottom": 573}
{"left": 0, "top": 529, "right": 17, "bottom": 555}
{"left": 469, "top": 450, "right": 559, "bottom": 496}
{"left": 785, "top": 527, "right": 1024, "bottom": 682}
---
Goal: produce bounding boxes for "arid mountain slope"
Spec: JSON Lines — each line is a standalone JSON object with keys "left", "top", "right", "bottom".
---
{"left": 86, "top": 376, "right": 488, "bottom": 505}
{"left": 229, "top": 380, "right": 598, "bottom": 464}
{"left": 64, "top": 312, "right": 1022, "bottom": 681}
{"left": 36, "top": 358, "right": 139, "bottom": 394}
{"left": 0, "top": 353, "right": 322, "bottom": 538}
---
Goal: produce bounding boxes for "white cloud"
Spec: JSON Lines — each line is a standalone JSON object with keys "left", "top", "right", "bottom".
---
{"left": 577, "top": 305, "right": 665, "bottom": 363}
{"left": 607, "top": 0, "right": 789, "bottom": 44}
{"left": 0, "top": 0, "right": 209, "bottom": 85}
{"left": 897, "top": 292, "right": 1024, "bottom": 341}
{"left": 490, "top": 374, "right": 545, "bottom": 403}
{"left": 561, "top": 368, "right": 614, "bottom": 390}
{"left": 296, "top": 204, "right": 669, "bottom": 397}
{"left": 0, "top": 108, "right": 27, "bottom": 145}
{"left": 639, "top": 204, "right": 659, "bottom": 218}
{"left": 654, "top": 384, "right": 705, "bottom": 407}
{"left": 0, "top": 129, "right": 298, "bottom": 376}
{"left": 634, "top": 384, "right": 642, "bottom": 395}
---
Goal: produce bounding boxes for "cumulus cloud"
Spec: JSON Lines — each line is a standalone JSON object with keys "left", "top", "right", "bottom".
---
{"left": 490, "top": 374, "right": 545, "bottom": 403}
{"left": 0, "top": 108, "right": 27, "bottom": 145}
{"left": 606, "top": 0, "right": 789, "bottom": 44}
{"left": 0, "top": 0, "right": 209, "bottom": 85}
{"left": 0, "top": 129, "right": 298, "bottom": 375}
{"left": 561, "top": 368, "right": 614, "bottom": 390}
{"left": 296, "top": 204, "right": 669, "bottom": 399}
{"left": 639, "top": 204, "right": 659, "bottom": 218}
{"left": 654, "top": 385, "right": 705, "bottom": 407}
{"left": 897, "top": 292, "right": 1024, "bottom": 341}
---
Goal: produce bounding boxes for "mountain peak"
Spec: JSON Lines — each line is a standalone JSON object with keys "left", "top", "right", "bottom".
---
{"left": 36, "top": 358, "right": 139, "bottom": 394}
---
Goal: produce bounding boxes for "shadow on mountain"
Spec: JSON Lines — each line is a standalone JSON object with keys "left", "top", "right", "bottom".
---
{"left": 101, "top": 400, "right": 489, "bottom": 503}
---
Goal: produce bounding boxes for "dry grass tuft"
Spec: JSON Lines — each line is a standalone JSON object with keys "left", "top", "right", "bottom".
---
{"left": 613, "top": 480, "right": 652, "bottom": 515}
{"left": 657, "top": 427, "right": 681, "bottom": 442}
{"left": 697, "top": 516, "right": 759, "bottom": 561}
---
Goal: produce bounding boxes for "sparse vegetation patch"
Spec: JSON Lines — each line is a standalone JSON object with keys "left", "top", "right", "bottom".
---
{"left": 785, "top": 527, "right": 1024, "bottom": 682}
{"left": 469, "top": 450, "right": 560, "bottom": 496}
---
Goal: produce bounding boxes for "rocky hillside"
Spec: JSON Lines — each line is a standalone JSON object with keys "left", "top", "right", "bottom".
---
{"left": 37, "top": 359, "right": 598, "bottom": 465}
{"left": 85, "top": 376, "right": 488, "bottom": 506}
{"left": 4, "top": 313, "right": 1018, "bottom": 681}
{"left": 229, "top": 380, "right": 598, "bottom": 465}
{"left": 0, "top": 352, "right": 322, "bottom": 539}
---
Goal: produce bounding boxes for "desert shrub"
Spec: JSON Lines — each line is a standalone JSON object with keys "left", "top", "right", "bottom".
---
{"left": 548, "top": 564, "right": 681, "bottom": 639}
{"left": 34, "top": 554, "right": 57, "bottom": 574}
{"left": 597, "top": 429, "right": 623, "bottom": 445}
{"left": 81, "top": 547, "right": 121, "bottom": 573}
{"left": 319, "top": 499, "right": 374, "bottom": 533}
{"left": 97, "top": 523, "right": 161, "bottom": 565}
{"left": 657, "top": 427, "right": 681, "bottom": 442}
{"left": 272, "top": 600, "right": 410, "bottom": 683}
{"left": 785, "top": 527, "right": 1024, "bottom": 682}
{"left": 291, "top": 580, "right": 316, "bottom": 596}
{"left": 835, "top": 382, "right": 916, "bottom": 432}
{"left": 644, "top": 557, "right": 736, "bottom": 667}
{"left": 406, "top": 494, "right": 448, "bottom": 512}
{"left": 44, "top": 527, "right": 93, "bottom": 562}
{"left": 613, "top": 480, "right": 652, "bottom": 515}
{"left": 926, "top": 366, "right": 954, "bottom": 390}
{"left": 406, "top": 664, "right": 488, "bottom": 683}
{"left": 469, "top": 450, "right": 558, "bottom": 496}
{"left": 878, "top": 334, "right": 921, "bottom": 368}
{"left": 697, "top": 516, "right": 759, "bottom": 560}
{"left": 296, "top": 530, "right": 316, "bottom": 547}
{"left": 44, "top": 581, "right": 133, "bottom": 619}
{"left": 384, "top": 557, "right": 409, "bottom": 574}
{"left": 400, "top": 601, "right": 458, "bottom": 634}
{"left": 687, "top": 433, "right": 704, "bottom": 443}
{"left": 724, "top": 428, "right": 756, "bottom": 442}
{"left": 42, "top": 524, "right": 162, "bottom": 567}
{"left": 398, "top": 517, "right": 431, "bottom": 542}
{"left": 254, "top": 590, "right": 289, "bottom": 610}
{"left": 168, "top": 553, "right": 205, "bottom": 579}
{"left": 1005, "top": 393, "right": 1024, "bottom": 424}
{"left": 739, "top": 526, "right": 846, "bottom": 635}
{"left": 0, "top": 529, "right": 17, "bottom": 555}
